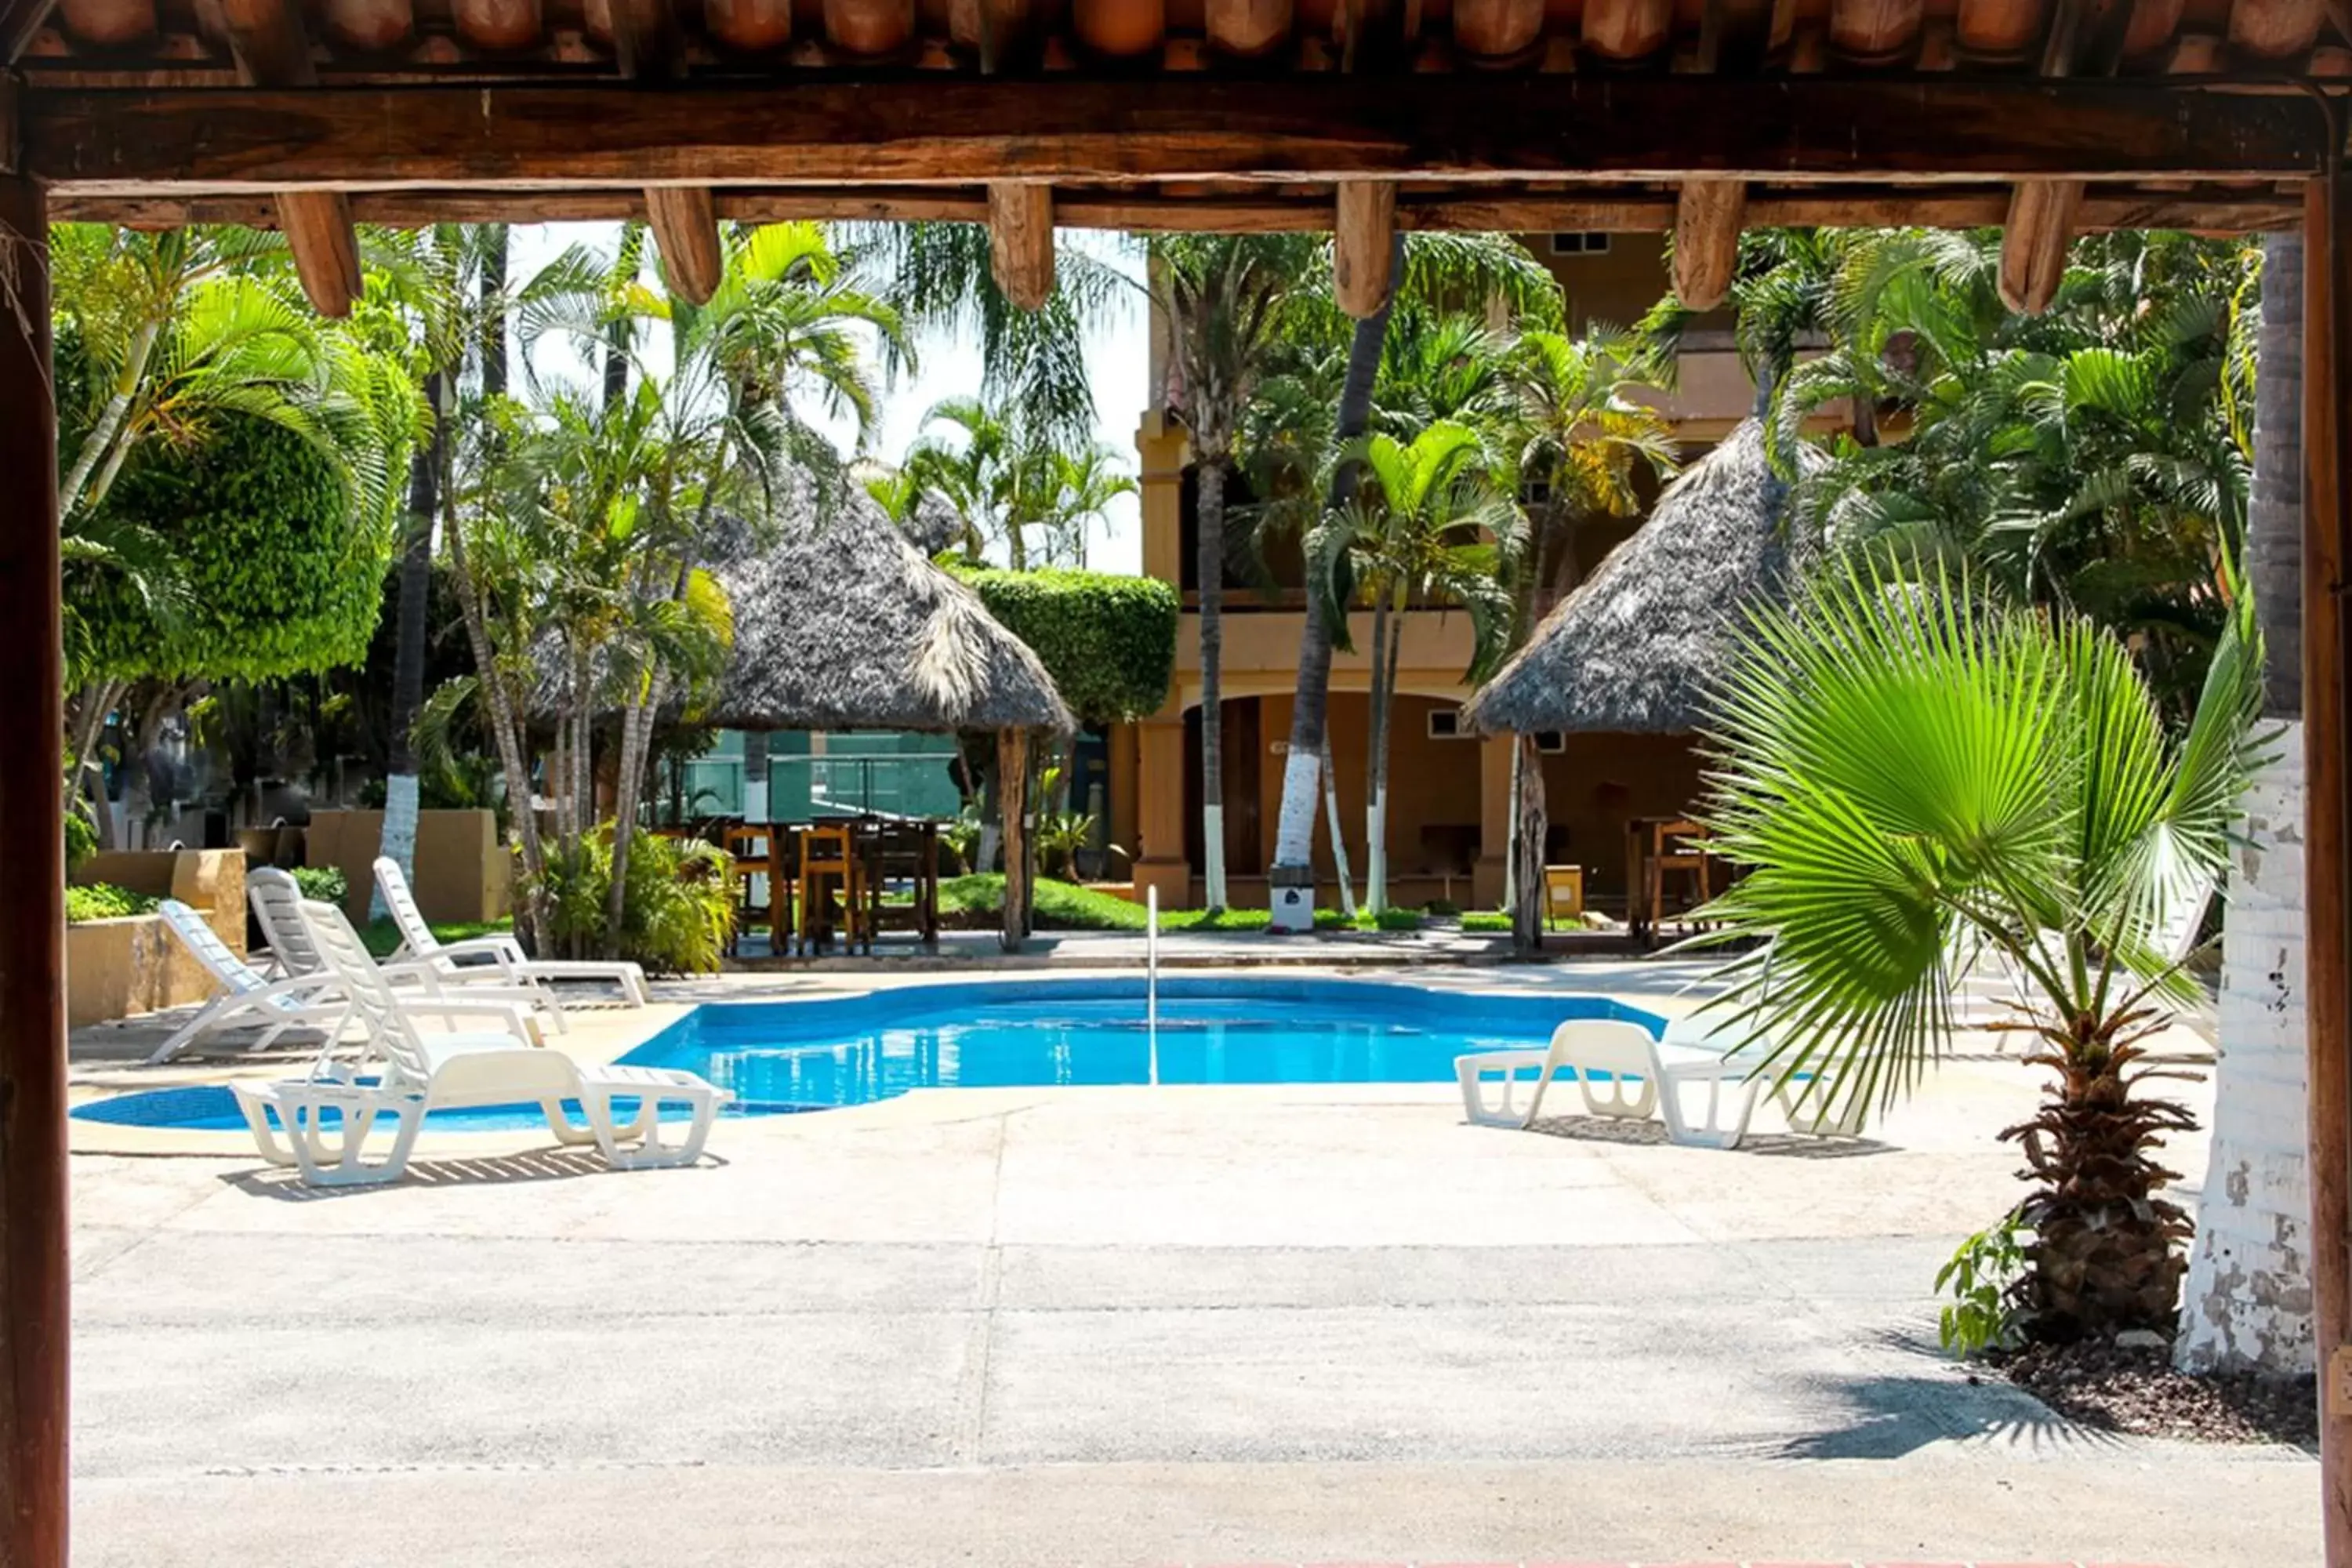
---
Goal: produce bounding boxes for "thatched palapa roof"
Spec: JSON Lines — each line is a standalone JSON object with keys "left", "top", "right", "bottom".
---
{"left": 702, "top": 475, "right": 1073, "bottom": 735}
{"left": 1461, "top": 419, "right": 1825, "bottom": 737}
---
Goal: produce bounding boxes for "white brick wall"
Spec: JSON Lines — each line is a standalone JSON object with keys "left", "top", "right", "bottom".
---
{"left": 2178, "top": 727, "right": 2314, "bottom": 1375}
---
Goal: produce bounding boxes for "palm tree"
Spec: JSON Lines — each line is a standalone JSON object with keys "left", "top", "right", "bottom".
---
{"left": 1498, "top": 326, "right": 1679, "bottom": 632}
{"left": 1265, "top": 234, "right": 1563, "bottom": 911}
{"left": 906, "top": 394, "right": 1019, "bottom": 564}
{"left": 1307, "top": 421, "right": 1520, "bottom": 913}
{"left": 2178, "top": 230, "right": 2311, "bottom": 1374}
{"left": 546, "top": 220, "right": 902, "bottom": 946}
{"left": 1696, "top": 557, "right": 2264, "bottom": 1340}
{"left": 1761, "top": 228, "right": 2256, "bottom": 727}
{"left": 848, "top": 220, "right": 1131, "bottom": 449}
{"left": 1153, "top": 232, "right": 1326, "bottom": 911}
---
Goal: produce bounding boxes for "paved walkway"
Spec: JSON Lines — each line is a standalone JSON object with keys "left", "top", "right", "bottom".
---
{"left": 66, "top": 965, "right": 2294, "bottom": 1566}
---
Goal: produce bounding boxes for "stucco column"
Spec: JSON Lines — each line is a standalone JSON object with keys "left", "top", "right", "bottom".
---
{"left": 1132, "top": 718, "right": 1190, "bottom": 909}
{"left": 1472, "top": 730, "right": 1513, "bottom": 909}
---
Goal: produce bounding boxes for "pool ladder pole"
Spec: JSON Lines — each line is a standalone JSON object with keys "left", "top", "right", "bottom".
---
{"left": 1146, "top": 885, "right": 1160, "bottom": 1086}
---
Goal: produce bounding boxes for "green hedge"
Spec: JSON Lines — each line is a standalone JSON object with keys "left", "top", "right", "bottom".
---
{"left": 952, "top": 567, "right": 1178, "bottom": 725}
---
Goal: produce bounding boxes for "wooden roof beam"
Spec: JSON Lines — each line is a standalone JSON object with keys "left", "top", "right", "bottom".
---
{"left": 1996, "top": 0, "right": 2122, "bottom": 314}
{"left": 216, "top": 0, "right": 361, "bottom": 318}
{"left": 1671, "top": 176, "right": 1746, "bottom": 310}
{"left": 604, "top": 0, "right": 722, "bottom": 307}
{"left": 986, "top": 181, "right": 1054, "bottom": 309}
{"left": 646, "top": 184, "right": 724, "bottom": 303}
{"left": 46, "top": 183, "right": 2308, "bottom": 235}
{"left": 24, "top": 78, "right": 2324, "bottom": 192}
{"left": 1333, "top": 178, "right": 1395, "bottom": 318}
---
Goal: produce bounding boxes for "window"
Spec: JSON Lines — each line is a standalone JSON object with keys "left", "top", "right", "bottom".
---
{"left": 1534, "top": 731, "right": 1566, "bottom": 753}
{"left": 1548, "top": 232, "right": 1612, "bottom": 256}
{"left": 1427, "top": 708, "right": 1468, "bottom": 740}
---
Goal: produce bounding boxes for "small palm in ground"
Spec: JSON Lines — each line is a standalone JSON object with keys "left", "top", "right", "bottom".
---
{"left": 1694, "top": 558, "right": 2264, "bottom": 1340}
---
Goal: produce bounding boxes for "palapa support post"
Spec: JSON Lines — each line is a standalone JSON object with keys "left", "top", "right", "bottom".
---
{"left": 2306, "top": 167, "right": 2352, "bottom": 1568}
{"left": 0, "top": 172, "right": 70, "bottom": 1568}
{"left": 999, "top": 727, "right": 1031, "bottom": 952}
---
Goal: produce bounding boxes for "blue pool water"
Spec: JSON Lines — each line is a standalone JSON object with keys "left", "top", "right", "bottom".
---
{"left": 74, "top": 978, "right": 1665, "bottom": 1131}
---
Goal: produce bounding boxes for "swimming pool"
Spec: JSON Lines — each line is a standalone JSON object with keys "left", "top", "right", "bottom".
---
{"left": 628, "top": 977, "right": 1660, "bottom": 1110}
{"left": 73, "top": 977, "right": 1666, "bottom": 1130}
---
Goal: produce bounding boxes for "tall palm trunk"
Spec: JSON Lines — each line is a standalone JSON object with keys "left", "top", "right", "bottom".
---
{"left": 59, "top": 321, "right": 159, "bottom": 521}
{"left": 1509, "top": 507, "right": 1578, "bottom": 946}
{"left": 1271, "top": 238, "right": 1403, "bottom": 890}
{"left": 456, "top": 223, "right": 550, "bottom": 951}
{"left": 2179, "top": 230, "right": 2312, "bottom": 1374}
{"left": 1363, "top": 589, "right": 1393, "bottom": 914}
{"left": 1197, "top": 457, "right": 1230, "bottom": 910}
{"left": 375, "top": 369, "right": 445, "bottom": 919}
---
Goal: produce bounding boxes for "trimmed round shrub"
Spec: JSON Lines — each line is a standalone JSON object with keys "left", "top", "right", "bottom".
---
{"left": 84, "top": 413, "right": 392, "bottom": 683}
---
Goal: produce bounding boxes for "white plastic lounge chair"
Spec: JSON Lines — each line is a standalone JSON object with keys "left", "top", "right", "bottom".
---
{"left": 1657, "top": 1013, "right": 1866, "bottom": 1139}
{"left": 147, "top": 899, "right": 354, "bottom": 1065}
{"left": 231, "top": 898, "right": 726, "bottom": 1186}
{"left": 248, "top": 868, "right": 566, "bottom": 1036}
{"left": 374, "top": 856, "right": 649, "bottom": 1006}
{"left": 1455, "top": 1016, "right": 1853, "bottom": 1150}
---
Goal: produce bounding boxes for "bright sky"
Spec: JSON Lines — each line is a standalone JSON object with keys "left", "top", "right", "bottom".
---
{"left": 506, "top": 223, "right": 1151, "bottom": 575}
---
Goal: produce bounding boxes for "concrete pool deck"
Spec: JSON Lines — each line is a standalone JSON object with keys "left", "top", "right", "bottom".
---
{"left": 65, "top": 963, "right": 2309, "bottom": 1566}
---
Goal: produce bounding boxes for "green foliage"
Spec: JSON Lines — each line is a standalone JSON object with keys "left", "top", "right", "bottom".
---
{"left": 289, "top": 866, "right": 349, "bottom": 905}
{"left": 940, "top": 804, "right": 985, "bottom": 876}
{"left": 84, "top": 412, "right": 392, "bottom": 682}
{"left": 1460, "top": 911, "right": 1512, "bottom": 931}
{"left": 530, "top": 826, "right": 738, "bottom": 975}
{"left": 1936, "top": 1214, "right": 2031, "bottom": 1356}
{"left": 935, "top": 875, "right": 1421, "bottom": 933}
{"left": 64, "top": 804, "right": 97, "bottom": 873}
{"left": 952, "top": 567, "right": 1178, "bottom": 724}
{"left": 65, "top": 884, "right": 159, "bottom": 923}
{"left": 1731, "top": 228, "right": 2259, "bottom": 724}
{"left": 360, "top": 916, "right": 510, "bottom": 960}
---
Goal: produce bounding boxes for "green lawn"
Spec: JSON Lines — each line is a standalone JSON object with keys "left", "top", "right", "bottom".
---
{"left": 938, "top": 875, "right": 1425, "bottom": 933}
{"left": 359, "top": 916, "right": 514, "bottom": 959}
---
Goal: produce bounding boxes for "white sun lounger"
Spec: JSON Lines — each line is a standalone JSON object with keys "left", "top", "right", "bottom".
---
{"left": 147, "top": 899, "right": 354, "bottom": 1065}
{"left": 374, "top": 856, "right": 649, "bottom": 1006}
{"left": 247, "top": 868, "right": 566, "bottom": 1037}
{"left": 231, "top": 898, "right": 726, "bottom": 1186}
{"left": 1455, "top": 1015, "right": 1859, "bottom": 1150}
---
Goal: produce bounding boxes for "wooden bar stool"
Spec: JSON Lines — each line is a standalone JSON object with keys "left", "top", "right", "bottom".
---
{"left": 797, "top": 822, "right": 867, "bottom": 954}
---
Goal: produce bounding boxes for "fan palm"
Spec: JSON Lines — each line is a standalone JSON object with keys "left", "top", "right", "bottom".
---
{"left": 1307, "top": 420, "right": 1521, "bottom": 913}
{"left": 1695, "top": 557, "right": 2266, "bottom": 1340}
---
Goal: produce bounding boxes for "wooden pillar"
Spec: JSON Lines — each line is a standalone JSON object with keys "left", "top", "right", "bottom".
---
{"left": 0, "top": 173, "right": 69, "bottom": 1568}
{"left": 999, "top": 728, "right": 1030, "bottom": 951}
{"left": 2303, "top": 169, "right": 2352, "bottom": 1568}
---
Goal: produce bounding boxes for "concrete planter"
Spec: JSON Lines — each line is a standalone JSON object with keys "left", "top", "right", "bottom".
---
{"left": 305, "top": 808, "right": 511, "bottom": 925}
{"left": 64, "top": 914, "right": 212, "bottom": 1027}
{"left": 66, "top": 848, "right": 248, "bottom": 1027}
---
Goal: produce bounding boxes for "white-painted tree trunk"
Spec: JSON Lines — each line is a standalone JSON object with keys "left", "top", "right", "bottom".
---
{"left": 1320, "top": 734, "right": 1356, "bottom": 918}
{"left": 1202, "top": 804, "right": 1226, "bottom": 910}
{"left": 1274, "top": 747, "right": 1321, "bottom": 874}
{"left": 372, "top": 771, "right": 421, "bottom": 923}
{"left": 2177, "top": 731, "right": 2314, "bottom": 1376}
